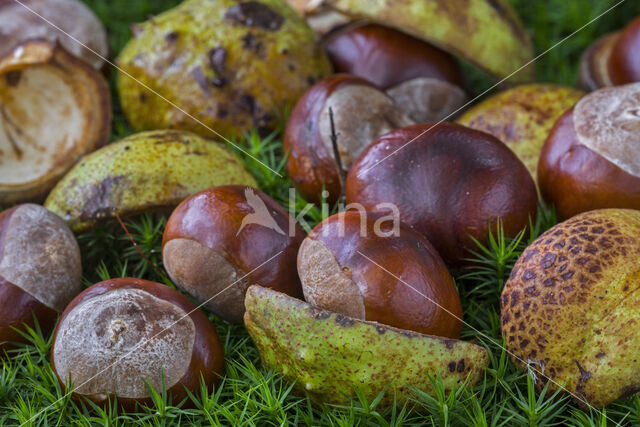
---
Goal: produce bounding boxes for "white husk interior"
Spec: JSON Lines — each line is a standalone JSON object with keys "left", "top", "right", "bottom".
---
{"left": 0, "top": 65, "right": 84, "bottom": 185}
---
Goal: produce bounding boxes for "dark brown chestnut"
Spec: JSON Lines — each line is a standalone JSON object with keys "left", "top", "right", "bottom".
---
{"left": 345, "top": 123, "right": 538, "bottom": 267}
{"left": 608, "top": 17, "right": 640, "bottom": 85}
{"left": 284, "top": 74, "right": 413, "bottom": 204}
{"left": 51, "top": 278, "right": 224, "bottom": 410}
{"left": 580, "top": 16, "right": 640, "bottom": 90}
{"left": 538, "top": 84, "right": 640, "bottom": 219}
{"left": 162, "top": 185, "right": 304, "bottom": 323}
{"left": 324, "top": 24, "right": 467, "bottom": 122}
{"left": 297, "top": 211, "right": 463, "bottom": 338}
{"left": 0, "top": 204, "right": 81, "bottom": 353}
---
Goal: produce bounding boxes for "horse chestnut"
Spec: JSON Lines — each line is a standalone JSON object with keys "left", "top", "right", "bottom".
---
{"left": 324, "top": 24, "right": 467, "bottom": 122}
{"left": 346, "top": 123, "right": 538, "bottom": 267}
{"left": 538, "top": 83, "right": 640, "bottom": 219}
{"left": 163, "top": 186, "right": 304, "bottom": 323}
{"left": 0, "top": 204, "right": 81, "bottom": 352}
{"left": 297, "top": 211, "right": 463, "bottom": 338}
{"left": 51, "top": 278, "right": 224, "bottom": 409}
{"left": 284, "top": 74, "right": 413, "bottom": 204}
{"left": 580, "top": 16, "right": 640, "bottom": 90}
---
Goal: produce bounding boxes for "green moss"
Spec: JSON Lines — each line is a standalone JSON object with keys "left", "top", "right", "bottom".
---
{"left": 3, "top": 0, "right": 640, "bottom": 425}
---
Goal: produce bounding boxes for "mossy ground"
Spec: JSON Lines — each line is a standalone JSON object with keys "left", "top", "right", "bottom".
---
{"left": 2, "top": 0, "right": 640, "bottom": 425}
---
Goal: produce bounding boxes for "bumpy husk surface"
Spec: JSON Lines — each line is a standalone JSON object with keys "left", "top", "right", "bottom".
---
{"left": 244, "top": 285, "right": 490, "bottom": 408}
{"left": 288, "top": 0, "right": 534, "bottom": 82}
{"left": 502, "top": 209, "right": 640, "bottom": 407}
{"left": 117, "top": 0, "right": 332, "bottom": 139}
{"left": 457, "top": 84, "right": 584, "bottom": 182}
{"left": 45, "top": 130, "right": 256, "bottom": 231}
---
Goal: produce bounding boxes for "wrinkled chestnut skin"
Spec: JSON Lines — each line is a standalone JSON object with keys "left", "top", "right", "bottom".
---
{"left": 51, "top": 278, "right": 224, "bottom": 411}
{"left": 538, "top": 109, "right": 640, "bottom": 219}
{"left": 284, "top": 74, "right": 386, "bottom": 204}
{"left": 324, "top": 24, "right": 464, "bottom": 90}
{"left": 608, "top": 16, "right": 640, "bottom": 85}
{"left": 0, "top": 207, "right": 52, "bottom": 353}
{"left": 301, "top": 211, "right": 463, "bottom": 338}
{"left": 0, "top": 205, "right": 80, "bottom": 353}
{"left": 346, "top": 123, "right": 538, "bottom": 267}
{"left": 163, "top": 186, "right": 304, "bottom": 322}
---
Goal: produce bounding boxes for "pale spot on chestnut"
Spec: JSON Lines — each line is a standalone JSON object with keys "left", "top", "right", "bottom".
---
{"left": 53, "top": 288, "right": 195, "bottom": 399}
{"left": 162, "top": 238, "right": 249, "bottom": 323}
{"left": 386, "top": 77, "right": 467, "bottom": 123}
{"left": 297, "top": 238, "right": 365, "bottom": 320}
{"left": 0, "top": 203, "right": 81, "bottom": 312}
{"left": 318, "top": 84, "right": 413, "bottom": 171}
{"left": 573, "top": 83, "right": 640, "bottom": 178}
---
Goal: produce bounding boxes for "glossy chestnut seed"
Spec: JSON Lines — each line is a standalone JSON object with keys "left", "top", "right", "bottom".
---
{"left": 297, "top": 211, "right": 463, "bottom": 338}
{"left": 346, "top": 123, "right": 538, "bottom": 268}
{"left": 51, "top": 278, "right": 224, "bottom": 410}
{"left": 324, "top": 24, "right": 467, "bottom": 122}
{"left": 0, "top": 204, "right": 81, "bottom": 353}
{"left": 538, "top": 84, "right": 640, "bottom": 219}
{"left": 580, "top": 16, "right": 640, "bottom": 90}
{"left": 284, "top": 74, "right": 413, "bottom": 204}
{"left": 579, "top": 32, "right": 618, "bottom": 91}
{"left": 163, "top": 186, "right": 304, "bottom": 323}
{"left": 608, "top": 17, "right": 640, "bottom": 85}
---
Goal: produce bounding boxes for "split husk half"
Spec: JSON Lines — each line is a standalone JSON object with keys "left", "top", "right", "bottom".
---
{"left": 0, "top": 39, "right": 110, "bottom": 204}
{"left": 245, "top": 285, "right": 490, "bottom": 408}
{"left": 288, "top": 0, "right": 535, "bottom": 82}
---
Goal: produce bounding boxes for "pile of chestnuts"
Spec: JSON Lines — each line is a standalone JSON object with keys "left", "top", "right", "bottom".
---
{"left": 1, "top": 0, "right": 640, "bottom": 414}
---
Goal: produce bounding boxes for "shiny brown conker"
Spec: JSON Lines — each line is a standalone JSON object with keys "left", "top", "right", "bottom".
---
{"left": 297, "top": 211, "right": 463, "bottom": 338}
{"left": 538, "top": 84, "right": 640, "bottom": 219}
{"left": 346, "top": 123, "right": 538, "bottom": 267}
{"left": 284, "top": 74, "right": 413, "bottom": 204}
{"left": 324, "top": 23, "right": 467, "bottom": 122}
{"left": 162, "top": 185, "right": 304, "bottom": 322}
